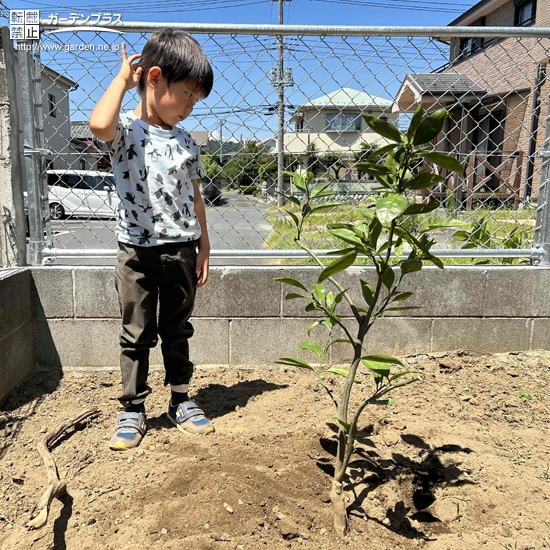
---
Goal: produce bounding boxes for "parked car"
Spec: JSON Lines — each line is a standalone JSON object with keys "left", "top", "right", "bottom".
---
{"left": 47, "top": 170, "right": 117, "bottom": 220}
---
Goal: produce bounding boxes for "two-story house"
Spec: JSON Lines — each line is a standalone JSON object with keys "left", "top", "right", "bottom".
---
{"left": 13, "top": 56, "right": 86, "bottom": 173}
{"left": 285, "top": 87, "right": 397, "bottom": 163}
{"left": 393, "top": 0, "right": 549, "bottom": 207}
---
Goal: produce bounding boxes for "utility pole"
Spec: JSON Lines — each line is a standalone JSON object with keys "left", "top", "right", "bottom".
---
{"left": 219, "top": 118, "right": 223, "bottom": 163}
{"left": 271, "top": 0, "right": 293, "bottom": 206}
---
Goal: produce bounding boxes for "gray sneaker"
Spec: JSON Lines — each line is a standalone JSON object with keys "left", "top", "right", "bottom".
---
{"left": 166, "top": 401, "right": 214, "bottom": 435}
{"left": 109, "top": 411, "right": 147, "bottom": 450}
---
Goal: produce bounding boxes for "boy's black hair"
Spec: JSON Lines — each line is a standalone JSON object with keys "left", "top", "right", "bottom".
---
{"left": 137, "top": 30, "right": 214, "bottom": 97}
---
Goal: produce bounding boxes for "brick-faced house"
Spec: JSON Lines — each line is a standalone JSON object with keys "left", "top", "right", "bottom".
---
{"left": 393, "top": 0, "right": 550, "bottom": 206}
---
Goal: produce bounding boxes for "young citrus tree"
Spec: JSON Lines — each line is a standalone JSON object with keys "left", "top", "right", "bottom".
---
{"left": 275, "top": 105, "right": 463, "bottom": 535}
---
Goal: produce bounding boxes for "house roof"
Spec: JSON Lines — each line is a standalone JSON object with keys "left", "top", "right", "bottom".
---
{"left": 41, "top": 65, "right": 77, "bottom": 89}
{"left": 403, "top": 74, "right": 486, "bottom": 96}
{"left": 71, "top": 121, "right": 92, "bottom": 140}
{"left": 298, "top": 87, "right": 392, "bottom": 110}
{"left": 392, "top": 73, "right": 486, "bottom": 113}
{"left": 448, "top": 0, "right": 508, "bottom": 26}
{"left": 190, "top": 131, "right": 210, "bottom": 147}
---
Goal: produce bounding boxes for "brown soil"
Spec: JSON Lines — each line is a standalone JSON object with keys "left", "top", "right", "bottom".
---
{"left": 1, "top": 351, "right": 550, "bottom": 550}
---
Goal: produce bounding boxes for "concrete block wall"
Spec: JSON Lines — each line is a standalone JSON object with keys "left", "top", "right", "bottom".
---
{"left": 29, "top": 265, "right": 550, "bottom": 369}
{"left": 0, "top": 268, "right": 35, "bottom": 401}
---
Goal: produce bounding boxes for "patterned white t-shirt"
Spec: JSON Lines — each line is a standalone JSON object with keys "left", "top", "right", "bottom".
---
{"left": 108, "top": 111, "right": 206, "bottom": 246}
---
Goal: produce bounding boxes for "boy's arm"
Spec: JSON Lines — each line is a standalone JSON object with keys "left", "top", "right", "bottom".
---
{"left": 192, "top": 179, "right": 210, "bottom": 288}
{"left": 89, "top": 43, "right": 142, "bottom": 142}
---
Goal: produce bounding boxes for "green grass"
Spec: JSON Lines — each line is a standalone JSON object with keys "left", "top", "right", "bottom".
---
{"left": 263, "top": 201, "right": 535, "bottom": 266}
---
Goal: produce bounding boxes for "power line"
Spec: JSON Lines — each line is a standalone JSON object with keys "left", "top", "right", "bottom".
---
{"left": 12, "top": 0, "right": 269, "bottom": 14}
{"left": 310, "top": 0, "right": 475, "bottom": 14}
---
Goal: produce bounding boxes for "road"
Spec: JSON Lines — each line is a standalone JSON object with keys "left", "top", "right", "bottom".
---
{"left": 38, "top": 191, "right": 274, "bottom": 266}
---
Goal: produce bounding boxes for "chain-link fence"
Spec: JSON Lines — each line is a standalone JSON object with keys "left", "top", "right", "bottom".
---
{"left": 15, "top": 22, "right": 550, "bottom": 264}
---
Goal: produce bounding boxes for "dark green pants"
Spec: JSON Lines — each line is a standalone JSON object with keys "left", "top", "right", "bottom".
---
{"left": 114, "top": 240, "right": 198, "bottom": 406}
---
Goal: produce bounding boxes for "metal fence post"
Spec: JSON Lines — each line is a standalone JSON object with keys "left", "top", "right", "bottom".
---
{"left": 531, "top": 81, "right": 550, "bottom": 265}
{"left": 19, "top": 40, "right": 46, "bottom": 265}
{"left": 0, "top": 26, "right": 26, "bottom": 267}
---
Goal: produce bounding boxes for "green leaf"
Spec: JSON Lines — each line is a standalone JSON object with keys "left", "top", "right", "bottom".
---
{"left": 393, "top": 291, "right": 413, "bottom": 302}
{"left": 392, "top": 378, "right": 421, "bottom": 389}
{"left": 355, "top": 162, "right": 392, "bottom": 178}
{"left": 305, "top": 303, "right": 318, "bottom": 312}
{"left": 361, "top": 280, "right": 375, "bottom": 306}
{"left": 275, "top": 358, "right": 314, "bottom": 370}
{"left": 406, "top": 172, "right": 445, "bottom": 191}
{"left": 381, "top": 266, "right": 395, "bottom": 289}
{"left": 329, "top": 227, "right": 363, "bottom": 247}
{"left": 286, "top": 211, "right": 300, "bottom": 228}
{"left": 285, "top": 171, "right": 306, "bottom": 192}
{"left": 412, "top": 109, "right": 448, "bottom": 145}
{"left": 423, "top": 151, "right": 463, "bottom": 173}
{"left": 282, "top": 195, "right": 302, "bottom": 207}
{"left": 314, "top": 191, "right": 337, "bottom": 199}
{"left": 332, "top": 416, "right": 352, "bottom": 433}
{"left": 318, "top": 250, "right": 357, "bottom": 283}
{"left": 275, "top": 278, "right": 308, "bottom": 291}
{"left": 369, "top": 143, "right": 399, "bottom": 159}
{"left": 390, "top": 369, "right": 422, "bottom": 381}
{"left": 369, "top": 398, "right": 397, "bottom": 406}
{"left": 334, "top": 289, "right": 347, "bottom": 304}
{"left": 327, "top": 338, "right": 354, "bottom": 348}
{"left": 307, "top": 320, "right": 320, "bottom": 335}
{"left": 326, "top": 247, "right": 356, "bottom": 256}
{"left": 424, "top": 220, "right": 467, "bottom": 231}
{"left": 310, "top": 182, "right": 331, "bottom": 198}
{"left": 285, "top": 293, "right": 306, "bottom": 300}
{"left": 427, "top": 255, "right": 444, "bottom": 269}
{"left": 326, "top": 291, "right": 335, "bottom": 313}
{"left": 361, "top": 354, "right": 405, "bottom": 367}
{"left": 327, "top": 367, "right": 361, "bottom": 383}
{"left": 310, "top": 202, "right": 342, "bottom": 213}
{"left": 376, "top": 194, "right": 409, "bottom": 225}
{"left": 403, "top": 202, "right": 440, "bottom": 216}
{"left": 362, "top": 360, "right": 391, "bottom": 378}
{"left": 368, "top": 216, "right": 382, "bottom": 249}
{"left": 401, "top": 259, "right": 422, "bottom": 274}
{"left": 374, "top": 173, "right": 395, "bottom": 189}
{"left": 406, "top": 103, "right": 424, "bottom": 142}
{"left": 364, "top": 115, "right": 403, "bottom": 143}
{"left": 312, "top": 283, "right": 326, "bottom": 302}
{"left": 298, "top": 341, "right": 323, "bottom": 358}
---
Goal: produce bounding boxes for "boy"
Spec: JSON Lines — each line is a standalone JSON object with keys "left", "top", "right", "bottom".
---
{"left": 90, "top": 30, "right": 215, "bottom": 450}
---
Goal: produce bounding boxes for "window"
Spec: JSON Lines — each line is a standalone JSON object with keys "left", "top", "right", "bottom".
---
{"left": 325, "top": 113, "right": 361, "bottom": 132}
{"left": 515, "top": 0, "right": 536, "bottom": 26}
{"left": 48, "top": 93, "right": 56, "bottom": 118}
{"left": 79, "top": 159, "right": 86, "bottom": 170}
{"left": 459, "top": 17, "right": 486, "bottom": 58}
{"left": 53, "top": 174, "right": 87, "bottom": 189}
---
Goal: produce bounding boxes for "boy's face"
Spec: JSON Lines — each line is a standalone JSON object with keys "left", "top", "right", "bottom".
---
{"left": 148, "top": 69, "right": 203, "bottom": 127}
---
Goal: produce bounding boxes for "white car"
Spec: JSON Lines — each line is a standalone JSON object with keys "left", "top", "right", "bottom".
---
{"left": 47, "top": 170, "right": 118, "bottom": 220}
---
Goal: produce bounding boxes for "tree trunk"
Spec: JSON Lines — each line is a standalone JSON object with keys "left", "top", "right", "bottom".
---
{"left": 330, "top": 479, "right": 348, "bottom": 536}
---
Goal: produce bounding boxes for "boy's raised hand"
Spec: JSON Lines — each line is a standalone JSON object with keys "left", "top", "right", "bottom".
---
{"left": 117, "top": 43, "right": 142, "bottom": 91}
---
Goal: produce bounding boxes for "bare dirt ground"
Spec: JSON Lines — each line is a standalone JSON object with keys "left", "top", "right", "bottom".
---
{"left": 1, "top": 350, "right": 550, "bottom": 550}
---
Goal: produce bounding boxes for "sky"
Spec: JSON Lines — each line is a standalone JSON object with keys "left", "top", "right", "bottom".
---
{"left": 2, "top": 0, "right": 479, "bottom": 141}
